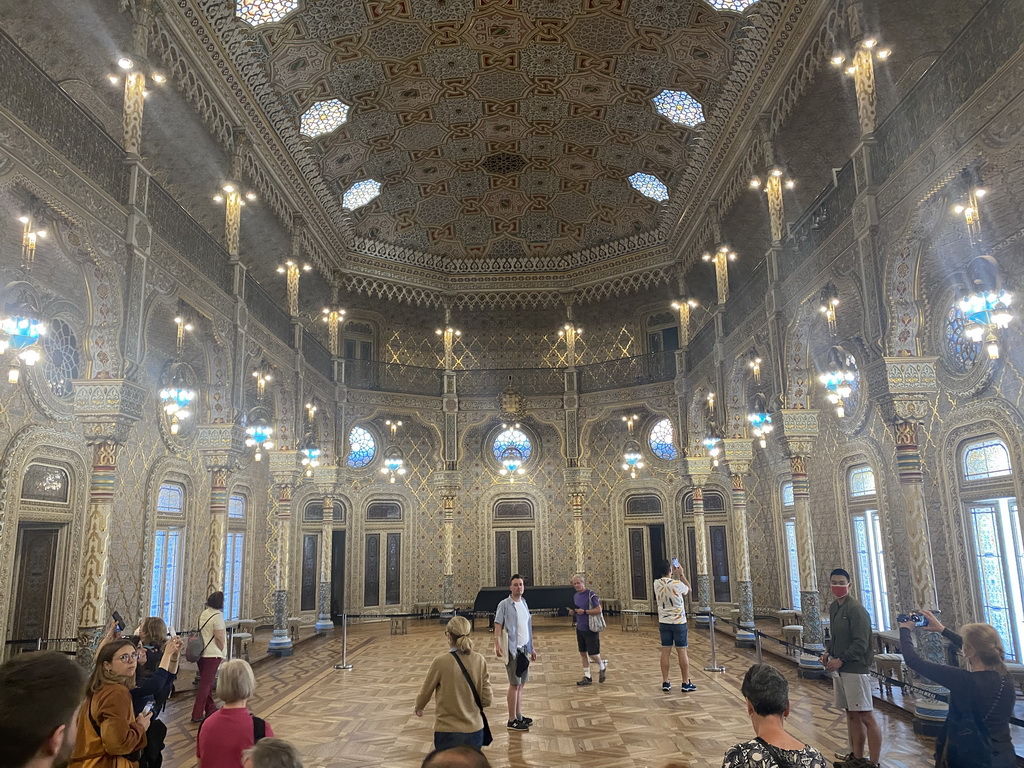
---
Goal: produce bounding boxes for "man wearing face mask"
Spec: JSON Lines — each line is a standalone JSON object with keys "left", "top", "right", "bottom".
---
{"left": 821, "top": 568, "right": 880, "bottom": 768}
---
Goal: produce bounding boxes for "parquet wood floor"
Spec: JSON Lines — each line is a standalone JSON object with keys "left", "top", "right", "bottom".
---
{"left": 161, "top": 617, "right": 939, "bottom": 768}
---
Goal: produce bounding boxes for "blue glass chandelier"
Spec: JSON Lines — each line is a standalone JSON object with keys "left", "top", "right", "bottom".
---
{"left": 748, "top": 392, "right": 773, "bottom": 449}
{"left": 244, "top": 419, "right": 274, "bottom": 461}
{"left": 380, "top": 446, "right": 406, "bottom": 484}
{"left": 621, "top": 439, "right": 644, "bottom": 479}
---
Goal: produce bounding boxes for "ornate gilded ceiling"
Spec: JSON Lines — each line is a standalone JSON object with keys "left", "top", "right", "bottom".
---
{"left": 155, "top": 0, "right": 818, "bottom": 300}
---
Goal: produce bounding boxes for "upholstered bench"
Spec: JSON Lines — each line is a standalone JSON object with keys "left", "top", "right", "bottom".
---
{"left": 874, "top": 653, "right": 906, "bottom": 695}
{"left": 782, "top": 625, "right": 804, "bottom": 657}
{"left": 390, "top": 616, "right": 408, "bottom": 635}
{"left": 777, "top": 609, "right": 800, "bottom": 632}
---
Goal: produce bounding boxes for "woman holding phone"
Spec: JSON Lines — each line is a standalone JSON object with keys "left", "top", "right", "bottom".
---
{"left": 132, "top": 619, "right": 184, "bottom": 768}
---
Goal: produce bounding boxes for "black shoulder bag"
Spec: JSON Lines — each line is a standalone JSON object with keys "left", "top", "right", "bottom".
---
{"left": 754, "top": 737, "right": 795, "bottom": 768}
{"left": 450, "top": 651, "right": 493, "bottom": 746}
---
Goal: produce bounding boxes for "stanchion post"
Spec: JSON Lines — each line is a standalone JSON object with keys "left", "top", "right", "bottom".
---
{"left": 755, "top": 630, "right": 763, "bottom": 664}
{"left": 704, "top": 613, "right": 725, "bottom": 673}
{"left": 333, "top": 613, "right": 353, "bottom": 671}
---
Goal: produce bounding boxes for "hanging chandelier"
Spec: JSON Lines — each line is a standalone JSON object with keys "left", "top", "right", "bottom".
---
{"left": 0, "top": 297, "right": 47, "bottom": 383}
{"left": 244, "top": 419, "right": 274, "bottom": 461}
{"left": 819, "top": 283, "right": 840, "bottom": 335}
{"left": 703, "top": 392, "right": 723, "bottom": 466}
{"left": 747, "top": 393, "right": 773, "bottom": 449}
{"left": 159, "top": 310, "right": 196, "bottom": 434}
{"left": 621, "top": 439, "right": 644, "bottom": 479}
{"left": 499, "top": 445, "right": 526, "bottom": 481}
{"left": 380, "top": 446, "right": 407, "bottom": 484}
{"left": 819, "top": 346, "right": 856, "bottom": 418}
{"left": 959, "top": 289, "right": 1013, "bottom": 359}
{"left": 299, "top": 433, "right": 322, "bottom": 477}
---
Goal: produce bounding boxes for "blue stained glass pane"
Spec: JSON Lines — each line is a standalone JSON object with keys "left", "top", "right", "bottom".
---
{"left": 945, "top": 305, "right": 980, "bottom": 373}
{"left": 707, "top": 0, "right": 759, "bottom": 10}
{"left": 343, "top": 179, "right": 382, "bottom": 210}
{"left": 652, "top": 90, "right": 705, "bottom": 127}
{"left": 228, "top": 494, "right": 245, "bottom": 519}
{"left": 346, "top": 426, "right": 377, "bottom": 468}
{"left": 628, "top": 172, "right": 669, "bottom": 202}
{"left": 236, "top": 0, "right": 298, "bottom": 25}
{"left": 150, "top": 531, "right": 166, "bottom": 618}
{"left": 224, "top": 532, "right": 244, "bottom": 621}
{"left": 781, "top": 482, "right": 794, "bottom": 507}
{"left": 785, "top": 519, "right": 801, "bottom": 611}
{"left": 157, "top": 483, "right": 184, "bottom": 514}
{"left": 163, "top": 530, "right": 181, "bottom": 627}
{"left": 848, "top": 465, "right": 876, "bottom": 498}
{"left": 972, "top": 506, "right": 1014, "bottom": 656}
{"left": 492, "top": 428, "right": 532, "bottom": 463}
{"left": 854, "top": 517, "right": 878, "bottom": 629}
{"left": 300, "top": 99, "right": 350, "bottom": 137}
{"left": 963, "top": 440, "right": 1013, "bottom": 481}
{"left": 648, "top": 418, "right": 678, "bottom": 460}
{"left": 871, "top": 512, "right": 891, "bottom": 631}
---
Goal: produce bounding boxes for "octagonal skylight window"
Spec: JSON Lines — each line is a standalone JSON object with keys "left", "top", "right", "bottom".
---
{"left": 707, "top": 0, "right": 760, "bottom": 10}
{"left": 300, "top": 100, "right": 350, "bottom": 138}
{"left": 235, "top": 0, "right": 298, "bottom": 26}
{"left": 628, "top": 172, "right": 669, "bottom": 202}
{"left": 652, "top": 90, "right": 705, "bottom": 127}
{"left": 343, "top": 179, "right": 382, "bottom": 210}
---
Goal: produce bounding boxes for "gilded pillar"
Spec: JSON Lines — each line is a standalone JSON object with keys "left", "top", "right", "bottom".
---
{"left": 684, "top": 457, "right": 713, "bottom": 625}
{"left": 778, "top": 410, "right": 824, "bottom": 674}
{"left": 723, "top": 439, "right": 755, "bottom": 644}
{"left": 269, "top": 451, "right": 299, "bottom": 656}
{"left": 565, "top": 468, "right": 593, "bottom": 577}
{"left": 313, "top": 465, "right": 341, "bottom": 632}
{"left": 207, "top": 467, "right": 229, "bottom": 595}
{"left": 122, "top": 71, "right": 145, "bottom": 156}
{"left": 430, "top": 471, "right": 461, "bottom": 610}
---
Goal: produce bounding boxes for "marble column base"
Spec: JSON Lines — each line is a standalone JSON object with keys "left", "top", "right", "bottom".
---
{"left": 315, "top": 581, "right": 333, "bottom": 632}
{"left": 442, "top": 573, "right": 454, "bottom": 610}
{"left": 695, "top": 608, "right": 711, "bottom": 627}
{"left": 269, "top": 589, "right": 293, "bottom": 656}
{"left": 735, "top": 623, "right": 756, "bottom": 648}
{"left": 912, "top": 687, "right": 949, "bottom": 737}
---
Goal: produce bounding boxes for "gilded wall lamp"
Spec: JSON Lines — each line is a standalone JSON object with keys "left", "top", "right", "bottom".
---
{"left": 750, "top": 167, "right": 795, "bottom": 243}
{"left": 558, "top": 323, "right": 584, "bottom": 368}
{"left": 620, "top": 414, "right": 644, "bottom": 478}
{"left": 276, "top": 258, "right": 312, "bottom": 318}
{"left": 831, "top": 35, "right": 891, "bottom": 135}
{"left": 703, "top": 245, "right": 736, "bottom": 305}
{"left": 252, "top": 361, "right": 274, "bottom": 400}
{"left": 819, "top": 283, "right": 840, "bottom": 336}
{"left": 671, "top": 299, "right": 698, "bottom": 347}
{"left": 159, "top": 303, "right": 197, "bottom": 435}
{"left": 106, "top": 55, "right": 167, "bottom": 155}
{"left": 702, "top": 392, "right": 723, "bottom": 467}
{"left": 299, "top": 402, "right": 322, "bottom": 478}
{"left": 321, "top": 305, "right": 346, "bottom": 358}
{"left": 380, "top": 420, "right": 406, "bottom": 484}
{"left": 435, "top": 326, "right": 462, "bottom": 371}
{"left": 213, "top": 183, "right": 257, "bottom": 259}
{"left": 18, "top": 215, "right": 46, "bottom": 270}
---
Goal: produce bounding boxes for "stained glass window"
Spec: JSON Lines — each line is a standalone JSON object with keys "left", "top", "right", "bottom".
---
{"left": 784, "top": 519, "right": 801, "bottom": 611}
{"left": 300, "top": 99, "right": 350, "bottom": 137}
{"left": 944, "top": 305, "right": 980, "bottom": 373}
{"left": 343, "top": 179, "right": 382, "bottom": 210}
{"left": 781, "top": 481, "right": 794, "bottom": 508}
{"left": 853, "top": 511, "right": 890, "bottom": 630}
{"left": 21, "top": 463, "right": 70, "bottom": 504}
{"left": 157, "top": 483, "right": 184, "bottom": 515}
{"left": 963, "top": 439, "right": 1013, "bottom": 481}
{"left": 235, "top": 0, "right": 298, "bottom": 26}
{"left": 492, "top": 427, "right": 532, "bottom": 463}
{"left": 707, "top": 0, "right": 760, "bottom": 10}
{"left": 652, "top": 90, "right": 705, "bottom": 127}
{"left": 346, "top": 426, "right": 377, "bottom": 468}
{"left": 42, "top": 319, "right": 79, "bottom": 399}
{"left": 969, "top": 500, "right": 1022, "bottom": 660}
{"left": 648, "top": 418, "right": 678, "bottom": 460}
{"left": 848, "top": 465, "right": 876, "bottom": 498}
{"left": 150, "top": 527, "right": 182, "bottom": 627}
{"left": 224, "top": 531, "right": 244, "bottom": 621}
{"left": 628, "top": 172, "right": 669, "bottom": 202}
{"left": 228, "top": 494, "right": 246, "bottom": 519}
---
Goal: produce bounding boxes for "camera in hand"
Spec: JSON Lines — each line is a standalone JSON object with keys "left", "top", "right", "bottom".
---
{"left": 896, "top": 612, "right": 929, "bottom": 627}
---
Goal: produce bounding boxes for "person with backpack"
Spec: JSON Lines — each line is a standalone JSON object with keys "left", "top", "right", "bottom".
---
{"left": 721, "top": 664, "right": 827, "bottom": 768}
{"left": 570, "top": 574, "right": 607, "bottom": 686}
{"left": 196, "top": 659, "right": 273, "bottom": 768}
{"left": 898, "top": 611, "right": 1015, "bottom": 768}
{"left": 190, "top": 592, "right": 227, "bottom": 723}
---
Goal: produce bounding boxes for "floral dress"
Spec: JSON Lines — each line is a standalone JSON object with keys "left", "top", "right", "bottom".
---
{"left": 722, "top": 739, "right": 828, "bottom": 768}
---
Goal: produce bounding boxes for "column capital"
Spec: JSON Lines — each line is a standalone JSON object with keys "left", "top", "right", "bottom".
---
{"left": 198, "top": 423, "right": 247, "bottom": 470}
{"left": 429, "top": 470, "right": 461, "bottom": 498}
{"left": 312, "top": 465, "right": 343, "bottom": 495}
{"left": 563, "top": 467, "right": 593, "bottom": 496}
{"left": 866, "top": 356, "right": 939, "bottom": 423}
{"left": 775, "top": 409, "right": 819, "bottom": 457}
{"left": 72, "top": 379, "right": 147, "bottom": 444}
{"left": 268, "top": 450, "right": 301, "bottom": 486}
{"left": 682, "top": 456, "right": 713, "bottom": 487}
{"left": 722, "top": 439, "right": 754, "bottom": 475}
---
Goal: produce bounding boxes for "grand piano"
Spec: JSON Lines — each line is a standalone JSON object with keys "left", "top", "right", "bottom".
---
{"left": 472, "top": 585, "right": 576, "bottom": 615}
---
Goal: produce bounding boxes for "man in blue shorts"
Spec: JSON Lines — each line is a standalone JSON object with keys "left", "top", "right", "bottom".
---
{"left": 654, "top": 558, "right": 696, "bottom": 692}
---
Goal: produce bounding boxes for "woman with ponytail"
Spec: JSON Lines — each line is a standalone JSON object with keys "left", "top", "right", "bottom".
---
{"left": 898, "top": 610, "right": 1015, "bottom": 767}
{"left": 415, "top": 616, "right": 493, "bottom": 751}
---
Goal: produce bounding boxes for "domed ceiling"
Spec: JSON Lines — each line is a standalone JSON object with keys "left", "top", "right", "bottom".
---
{"left": 159, "top": 0, "right": 816, "bottom": 301}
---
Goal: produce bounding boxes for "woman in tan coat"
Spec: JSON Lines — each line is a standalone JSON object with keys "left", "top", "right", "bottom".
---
{"left": 415, "top": 616, "right": 492, "bottom": 751}
{"left": 71, "top": 638, "right": 150, "bottom": 767}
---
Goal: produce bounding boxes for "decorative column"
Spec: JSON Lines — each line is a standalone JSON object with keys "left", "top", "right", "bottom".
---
{"left": 313, "top": 465, "right": 341, "bottom": 632}
{"left": 683, "top": 457, "right": 713, "bottom": 626}
{"left": 430, "top": 471, "right": 460, "bottom": 610}
{"left": 268, "top": 450, "right": 299, "bottom": 656}
{"left": 702, "top": 209, "right": 736, "bottom": 306}
{"left": 72, "top": 380, "right": 146, "bottom": 662}
{"left": 198, "top": 424, "right": 245, "bottom": 596}
{"left": 870, "top": 356, "right": 947, "bottom": 732}
{"left": 723, "top": 439, "right": 755, "bottom": 646}
{"left": 565, "top": 468, "right": 593, "bottom": 576}
{"left": 777, "top": 410, "right": 825, "bottom": 676}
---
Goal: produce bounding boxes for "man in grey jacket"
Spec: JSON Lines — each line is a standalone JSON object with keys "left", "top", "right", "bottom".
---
{"left": 493, "top": 574, "right": 538, "bottom": 731}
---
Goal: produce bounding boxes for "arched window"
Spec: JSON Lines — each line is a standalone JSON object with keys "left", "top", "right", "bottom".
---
{"left": 780, "top": 481, "right": 799, "bottom": 611}
{"left": 959, "top": 437, "right": 1021, "bottom": 659}
{"left": 150, "top": 482, "right": 186, "bottom": 627}
{"left": 846, "top": 465, "right": 890, "bottom": 631}
{"left": 21, "top": 463, "right": 70, "bottom": 504}
{"left": 492, "top": 427, "right": 533, "bottom": 464}
{"left": 944, "top": 304, "right": 981, "bottom": 373}
{"left": 41, "top": 319, "right": 79, "bottom": 399}
{"left": 346, "top": 426, "right": 377, "bottom": 469}
{"left": 648, "top": 418, "right": 678, "bottom": 460}
{"left": 225, "top": 494, "right": 246, "bottom": 621}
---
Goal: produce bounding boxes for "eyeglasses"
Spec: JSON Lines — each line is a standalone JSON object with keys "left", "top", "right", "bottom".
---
{"left": 116, "top": 652, "right": 140, "bottom": 663}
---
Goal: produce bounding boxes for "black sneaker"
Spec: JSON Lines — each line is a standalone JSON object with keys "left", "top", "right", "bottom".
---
{"left": 680, "top": 680, "right": 697, "bottom": 692}
{"left": 507, "top": 719, "right": 529, "bottom": 731}
{"left": 576, "top": 676, "right": 593, "bottom": 686}
{"left": 517, "top": 715, "right": 533, "bottom": 726}
{"left": 662, "top": 681, "right": 671, "bottom": 692}
{"left": 599, "top": 665, "right": 607, "bottom": 683}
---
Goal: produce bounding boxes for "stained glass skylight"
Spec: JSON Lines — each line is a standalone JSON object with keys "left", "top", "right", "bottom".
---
{"left": 652, "top": 90, "right": 705, "bottom": 127}
{"left": 848, "top": 465, "right": 876, "bottom": 497}
{"left": 648, "top": 418, "right": 678, "bottom": 460}
{"left": 492, "top": 428, "right": 532, "bottom": 464}
{"left": 963, "top": 439, "right": 1012, "bottom": 481}
{"left": 707, "top": 0, "right": 760, "bottom": 11}
{"left": 346, "top": 426, "right": 377, "bottom": 469}
{"left": 235, "top": 0, "right": 298, "bottom": 26}
{"left": 300, "top": 99, "right": 350, "bottom": 137}
{"left": 343, "top": 179, "right": 382, "bottom": 210}
{"left": 628, "top": 172, "right": 669, "bottom": 202}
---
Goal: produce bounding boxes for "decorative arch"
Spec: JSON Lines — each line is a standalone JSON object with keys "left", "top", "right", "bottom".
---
{"left": 476, "top": 483, "right": 549, "bottom": 588}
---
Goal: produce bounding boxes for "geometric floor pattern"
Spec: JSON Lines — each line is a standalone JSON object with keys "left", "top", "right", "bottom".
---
{"left": 162, "top": 617, "right": 938, "bottom": 767}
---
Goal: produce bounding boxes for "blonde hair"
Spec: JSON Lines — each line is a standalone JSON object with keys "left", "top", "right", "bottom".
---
{"left": 446, "top": 616, "right": 474, "bottom": 655}
{"left": 139, "top": 617, "right": 167, "bottom": 648}
{"left": 961, "top": 623, "right": 1008, "bottom": 675}
{"left": 216, "top": 658, "right": 256, "bottom": 703}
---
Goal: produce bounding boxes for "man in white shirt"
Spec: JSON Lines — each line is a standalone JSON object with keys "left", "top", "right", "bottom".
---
{"left": 493, "top": 574, "right": 538, "bottom": 731}
{"left": 653, "top": 559, "right": 696, "bottom": 693}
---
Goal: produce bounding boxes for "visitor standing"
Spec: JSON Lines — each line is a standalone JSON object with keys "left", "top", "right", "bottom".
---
{"left": 191, "top": 591, "right": 227, "bottom": 723}
{"left": 570, "top": 574, "right": 607, "bottom": 685}
{"left": 653, "top": 559, "right": 696, "bottom": 692}
{"left": 493, "top": 574, "right": 537, "bottom": 731}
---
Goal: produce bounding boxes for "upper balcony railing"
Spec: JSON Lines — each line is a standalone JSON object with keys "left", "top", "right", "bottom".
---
{"left": 343, "top": 359, "right": 442, "bottom": 397}
{"left": 457, "top": 367, "right": 566, "bottom": 398}
{"left": 577, "top": 351, "right": 676, "bottom": 393}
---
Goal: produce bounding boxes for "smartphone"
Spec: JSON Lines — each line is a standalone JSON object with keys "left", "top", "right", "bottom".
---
{"left": 168, "top": 625, "right": 177, "bottom": 637}
{"left": 671, "top": 557, "right": 680, "bottom": 569}
{"left": 112, "top": 611, "right": 125, "bottom": 633}
{"left": 142, "top": 701, "right": 154, "bottom": 715}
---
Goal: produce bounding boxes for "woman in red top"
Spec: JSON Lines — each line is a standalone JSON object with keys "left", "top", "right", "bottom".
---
{"left": 197, "top": 659, "right": 274, "bottom": 768}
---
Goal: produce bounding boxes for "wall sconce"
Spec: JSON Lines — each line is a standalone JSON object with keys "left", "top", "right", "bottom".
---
{"left": 252, "top": 362, "right": 273, "bottom": 399}
{"left": 831, "top": 37, "right": 891, "bottom": 76}
{"left": 621, "top": 439, "right": 644, "bottom": 479}
{"left": 18, "top": 215, "right": 46, "bottom": 270}
{"left": 159, "top": 307, "right": 196, "bottom": 434}
{"left": 106, "top": 56, "right": 167, "bottom": 92}
{"left": 747, "top": 392, "right": 773, "bottom": 449}
{"left": 386, "top": 419, "right": 402, "bottom": 437}
{"left": 299, "top": 432, "right": 322, "bottom": 477}
{"left": 748, "top": 356, "right": 762, "bottom": 384}
{"left": 819, "top": 283, "right": 840, "bottom": 335}
{"left": 749, "top": 166, "right": 795, "bottom": 191}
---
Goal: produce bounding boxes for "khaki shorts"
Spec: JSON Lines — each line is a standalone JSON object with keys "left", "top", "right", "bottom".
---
{"left": 505, "top": 651, "right": 529, "bottom": 685}
{"left": 833, "top": 671, "right": 873, "bottom": 712}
